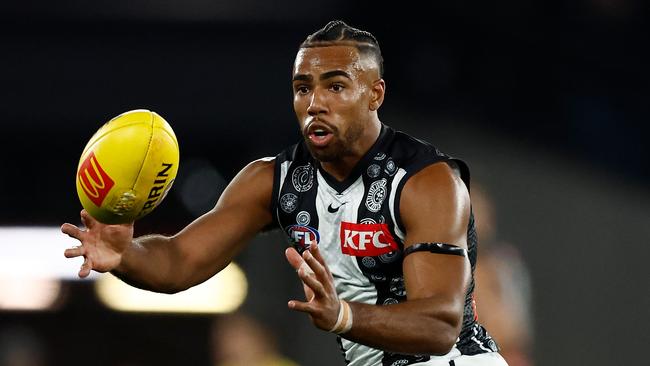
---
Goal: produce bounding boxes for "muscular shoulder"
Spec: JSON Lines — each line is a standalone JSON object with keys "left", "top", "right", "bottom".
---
{"left": 402, "top": 161, "right": 467, "bottom": 201}
{"left": 399, "top": 162, "right": 470, "bottom": 247}
{"left": 241, "top": 157, "right": 275, "bottom": 182}
{"left": 217, "top": 157, "right": 275, "bottom": 211}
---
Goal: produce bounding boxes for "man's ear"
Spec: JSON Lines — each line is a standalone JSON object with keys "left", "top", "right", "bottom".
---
{"left": 369, "top": 79, "right": 386, "bottom": 111}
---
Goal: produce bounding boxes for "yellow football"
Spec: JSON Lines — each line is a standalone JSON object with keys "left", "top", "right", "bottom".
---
{"left": 76, "top": 109, "right": 180, "bottom": 224}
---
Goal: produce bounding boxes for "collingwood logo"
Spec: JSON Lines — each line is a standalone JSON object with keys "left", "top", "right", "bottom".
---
{"left": 365, "top": 178, "right": 387, "bottom": 212}
{"left": 291, "top": 164, "right": 314, "bottom": 192}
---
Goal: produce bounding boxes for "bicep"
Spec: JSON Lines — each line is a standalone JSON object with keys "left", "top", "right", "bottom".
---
{"left": 171, "top": 158, "right": 275, "bottom": 278}
{"left": 400, "top": 162, "right": 471, "bottom": 303}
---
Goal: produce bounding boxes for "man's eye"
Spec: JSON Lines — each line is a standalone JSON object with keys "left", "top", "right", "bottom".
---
{"left": 296, "top": 86, "right": 310, "bottom": 94}
{"left": 330, "top": 84, "right": 344, "bottom": 92}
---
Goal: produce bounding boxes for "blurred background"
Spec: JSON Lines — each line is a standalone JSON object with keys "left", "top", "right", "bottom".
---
{"left": 0, "top": 1, "right": 648, "bottom": 365}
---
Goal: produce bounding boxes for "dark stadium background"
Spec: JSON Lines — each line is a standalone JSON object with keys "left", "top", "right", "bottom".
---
{"left": 0, "top": 1, "right": 648, "bottom": 365}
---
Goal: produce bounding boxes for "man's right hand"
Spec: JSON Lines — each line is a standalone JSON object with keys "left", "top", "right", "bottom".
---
{"left": 61, "top": 209, "right": 134, "bottom": 278}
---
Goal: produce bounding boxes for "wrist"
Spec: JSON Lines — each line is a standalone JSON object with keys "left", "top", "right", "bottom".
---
{"left": 329, "top": 300, "right": 353, "bottom": 334}
{"left": 112, "top": 240, "right": 134, "bottom": 274}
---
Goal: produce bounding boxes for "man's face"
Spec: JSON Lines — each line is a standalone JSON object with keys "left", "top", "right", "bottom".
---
{"left": 292, "top": 45, "right": 379, "bottom": 162}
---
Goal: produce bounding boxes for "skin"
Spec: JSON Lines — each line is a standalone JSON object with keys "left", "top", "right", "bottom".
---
{"left": 62, "top": 44, "right": 471, "bottom": 355}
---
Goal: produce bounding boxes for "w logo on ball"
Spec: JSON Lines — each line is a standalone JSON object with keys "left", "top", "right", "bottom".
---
{"left": 78, "top": 151, "right": 115, "bottom": 207}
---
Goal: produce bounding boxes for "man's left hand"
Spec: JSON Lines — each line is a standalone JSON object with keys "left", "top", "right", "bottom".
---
{"left": 285, "top": 242, "right": 341, "bottom": 332}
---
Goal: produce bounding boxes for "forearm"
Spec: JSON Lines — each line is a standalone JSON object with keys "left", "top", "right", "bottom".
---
{"left": 112, "top": 234, "right": 185, "bottom": 293}
{"left": 344, "top": 298, "right": 461, "bottom": 355}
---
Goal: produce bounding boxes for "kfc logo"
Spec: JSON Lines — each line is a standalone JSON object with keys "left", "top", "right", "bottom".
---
{"left": 339, "top": 222, "right": 399, "bottom": 256}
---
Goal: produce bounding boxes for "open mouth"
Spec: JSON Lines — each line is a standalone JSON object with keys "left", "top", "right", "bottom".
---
{"left": 308, "top": 127, "right": 334, "bottom": 147}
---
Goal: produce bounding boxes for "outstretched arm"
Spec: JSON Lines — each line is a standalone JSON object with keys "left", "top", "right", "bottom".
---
{"left": 286, "top": 161, "right": 471, "bottom": 355}
{"left": 62, "top": 158, "right": 275, "bottom": 293}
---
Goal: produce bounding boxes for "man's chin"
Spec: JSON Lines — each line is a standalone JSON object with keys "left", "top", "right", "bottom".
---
{"left": 309, "top": 150, "right": 334, "bottom": 163}
{"left": 306, "top": 144, "right": 339, "bottom": 163}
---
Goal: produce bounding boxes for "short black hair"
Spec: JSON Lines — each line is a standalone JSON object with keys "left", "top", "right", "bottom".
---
{"left": 301, "top": 20, "right": 384, "bottom": 77}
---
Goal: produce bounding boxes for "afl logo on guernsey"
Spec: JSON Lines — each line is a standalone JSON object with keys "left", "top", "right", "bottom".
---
{"left": 291, "top": 164, "right": 314, "bottom": 192}
{"left": 366, "top": 178, "right": 387, "bottom": 212}
{"left": 340, "top": 222, "right": 398, "bottom": 256}
{"left": 286, "top": 225, "right": 320, "bottom": 248}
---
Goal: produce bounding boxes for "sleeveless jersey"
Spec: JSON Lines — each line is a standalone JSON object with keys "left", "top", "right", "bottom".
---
{"left": 270, "top": 125, "right": 499, "bottom": 366}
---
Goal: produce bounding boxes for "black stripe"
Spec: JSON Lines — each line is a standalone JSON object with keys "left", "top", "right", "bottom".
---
{"left": 270, "top": 145, "right": 298, "bottom": 227}
{"left": 274, "top": 143, "right": 321, "bottom": 253}
{"left": 403, "top": 243, "right": 467, "bottom": 257}
{"left": 449, "top": 360, "right": 456, "bottom": 366}
{"left": 270, "top": 155, "right": 282, "bottom": 226}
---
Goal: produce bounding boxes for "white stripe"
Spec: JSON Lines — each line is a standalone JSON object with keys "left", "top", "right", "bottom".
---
{"left": 278, "top": 161, "right": 292, "bottom": 191}
{"left": 276, "top": 160, "right": 293, "bottom": 224}
{"left": 389, "top": 168, "right": 407, "bottom": 241}
{"left": 315, "top": 172, "right": 381, "bottom": 366}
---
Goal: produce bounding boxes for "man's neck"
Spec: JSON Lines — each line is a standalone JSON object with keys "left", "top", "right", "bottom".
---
{"left": 320, "top": 120, "right": 382, "bottom": 182}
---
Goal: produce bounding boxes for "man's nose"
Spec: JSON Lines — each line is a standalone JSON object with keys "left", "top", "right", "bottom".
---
{"left": 307, "top": 89, "right": 328, "bottom": 116}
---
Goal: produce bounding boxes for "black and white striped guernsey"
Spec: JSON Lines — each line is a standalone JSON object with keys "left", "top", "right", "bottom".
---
{"left": 270, "top": 124, "right": 499, "bottom": 366}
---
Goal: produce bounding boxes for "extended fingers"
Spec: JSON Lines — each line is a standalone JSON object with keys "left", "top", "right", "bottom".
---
{"left": 298, "top": 261, "right": 314, "bottom": 276}
{"left": 303, "top": 250, "right": 328, "bottom": 281}
{"left": 78, "top": 256, "right": 93, "bottom": 278}
{"left": 64, "top": 245, "right": 86, "bottom": 258}
{"left": 285, "top": 247, "right": 305, "bottom": 271}
{"left": 286, "top": 248, "right": 328, "bottom": 298}
{"left": 302, "top": 282, "right": 315, "bottom": 301}
{"left": 61, "top": 223, "right": 84, "bottom": 242}
{"left": 308, "top": 242, "right": 333, "bottom": 279}
{"left": 288, "top": 299, "right": 314, "bottom": 313}
{"left": 297, "top": 262, "right": 326, "bottom": 297}
{"left": 303, "top": 249, "right": 337, "bottom": 295}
